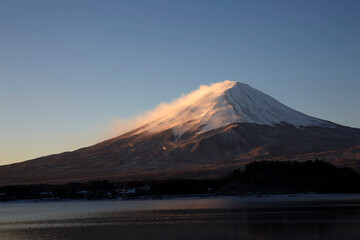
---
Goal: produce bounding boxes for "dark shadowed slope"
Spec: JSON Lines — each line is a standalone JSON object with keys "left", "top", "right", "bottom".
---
{"left": 1, "top": 123, "right": 359, "bottom": 185}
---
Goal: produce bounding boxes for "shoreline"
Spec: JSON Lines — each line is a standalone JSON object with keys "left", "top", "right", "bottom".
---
{"left": 2, "top": 193, "right": 360, "bottom": 204}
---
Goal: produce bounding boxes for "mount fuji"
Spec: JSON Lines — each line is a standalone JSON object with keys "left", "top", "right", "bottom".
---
{"left": 1, "top": 81, "right": 360, "bottom": 185}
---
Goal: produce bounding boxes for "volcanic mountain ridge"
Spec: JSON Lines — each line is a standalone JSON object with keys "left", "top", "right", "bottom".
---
{"left": 1, "top": 81, "right": 359, "bottom": 185}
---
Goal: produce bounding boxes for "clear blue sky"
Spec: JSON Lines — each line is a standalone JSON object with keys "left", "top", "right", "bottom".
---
{"left": 1, "top": 0, "right": 359, "bottom": 165}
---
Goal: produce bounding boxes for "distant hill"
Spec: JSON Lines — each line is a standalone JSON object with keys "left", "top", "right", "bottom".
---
{"left": 219, "top": 160, "right": 360, "bottom": 195}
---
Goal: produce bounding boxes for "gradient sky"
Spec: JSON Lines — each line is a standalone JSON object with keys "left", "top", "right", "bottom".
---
{"left": 1, "top": 0, "right": 360, "bottom": 165}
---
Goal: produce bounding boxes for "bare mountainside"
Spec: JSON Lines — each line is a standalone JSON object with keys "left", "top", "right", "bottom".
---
{"left": 1, "top": 81, "right": 360, "bottom": 185}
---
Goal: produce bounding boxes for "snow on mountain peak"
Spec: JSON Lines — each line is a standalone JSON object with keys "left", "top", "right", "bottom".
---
{"left": 132, "top": 80, "right": 332, "bottom": 137}
{"left": 224, "top": 82, "right": 330, "bottom": 127}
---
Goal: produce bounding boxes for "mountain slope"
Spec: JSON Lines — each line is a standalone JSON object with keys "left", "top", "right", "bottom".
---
{"left": 0, "top": 81, "right": 359, "bottom": 185}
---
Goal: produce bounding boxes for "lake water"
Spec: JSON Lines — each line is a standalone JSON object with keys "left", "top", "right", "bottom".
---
{"left": 1, "top": 195, "right": 360, "bottom": 240}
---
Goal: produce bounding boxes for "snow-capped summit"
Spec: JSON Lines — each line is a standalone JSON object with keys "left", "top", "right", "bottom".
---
{"left": 136, "top": 80, "right": 332, "bottom": 137}
{"left": 223, "top": 81, "right": 331, "bottom": 127}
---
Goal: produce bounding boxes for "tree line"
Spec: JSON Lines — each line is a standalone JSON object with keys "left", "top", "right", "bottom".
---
{"left": 1, "top": 160, "right": 359, "bottom": 201}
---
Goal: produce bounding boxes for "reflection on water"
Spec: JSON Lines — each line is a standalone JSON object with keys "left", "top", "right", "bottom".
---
{"left": 1, "top": 196, "right": 360, "bottom": 240}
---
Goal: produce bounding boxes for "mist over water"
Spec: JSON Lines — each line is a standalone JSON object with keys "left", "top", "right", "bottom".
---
{"left": 1, "top": 196, "right": 360, "bottom": 240}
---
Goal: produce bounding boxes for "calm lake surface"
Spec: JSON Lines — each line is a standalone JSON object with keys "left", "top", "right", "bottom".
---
{"left": 1, "top": 195, "right": 360, "bottom": 240}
